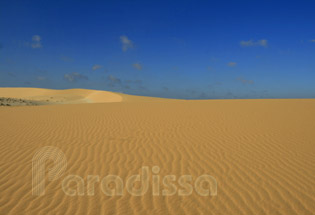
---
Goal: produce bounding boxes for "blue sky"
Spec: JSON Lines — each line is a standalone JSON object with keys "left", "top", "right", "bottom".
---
{"left": 0, "top": 0, "right": 315, "bottom": 99}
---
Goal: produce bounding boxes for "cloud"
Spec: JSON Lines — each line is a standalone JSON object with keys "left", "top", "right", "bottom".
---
{"left": 36, "top": 76, "right": 47, "bottom": 81}
{"left": 310, "top": 39, "right": 315, "bottom": 43}
{"left": 64, "top": 72, "right": 88, "bottom": 82}
{"left": 107, "top": 75, "right": 122, "bottom": 86}
{"left": 198, "top": 92, "right": 207, "bottom": 99}
{"left": 240, "top": 40, "right": 254, "bottom": 46}
{"left": 227, "top": 62, "right": 237, "bottom": 67}
{"left": 132, "top": 63, "right": 142, "bottom": 70}
{"left": 92, "top": 64, "right": 103, "bottom": 71}
{"left": 7, "top": 72, "right": 16, "bottom": 78}
{"left": 120, "top": 35, "right": 134, "bottom": 52}
{"left": 32, "top": 35, "right": 41, "bottom": 42}
{"left": 208, "top": 81, "right": 222, "bottom": 89}
{"left": 31, "top": 35, "right": 42, "bottom": 49}
{"left": 225, "top": 91, "right": 238, "bottom": 99}
{"left": 258, "top": 39, "right": 268, "bottom": 47}
{"left": 236, "top": 77, "right": 254, "bottom": 85}
{"left": 186, "top": 89, "right": 196, "bottom": 95}
{"left": 240, "top": 39, "right": 268, "bottom": 47}
{"left": 125, "top": 79, "right": 142, "bottom": 84}
{"left": 138, "top": 86, "right": 148, "bottom": 91}
{"left": 105, "top": 75, "right": 144, "bottom": 90}
{"left": 60, "top": 55, "right": 74, "bottom": 62}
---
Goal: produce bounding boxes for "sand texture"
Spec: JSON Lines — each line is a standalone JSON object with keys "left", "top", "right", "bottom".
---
{"left": 0, "top": 88, "right": 314, "bottom": 215}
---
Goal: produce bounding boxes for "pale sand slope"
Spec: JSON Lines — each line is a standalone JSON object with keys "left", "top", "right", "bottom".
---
{"left": 0, "top": 89, "right": 315, "bottom": 214}
{"left": 0, "top": 88, "right": 123, "bottom": 104}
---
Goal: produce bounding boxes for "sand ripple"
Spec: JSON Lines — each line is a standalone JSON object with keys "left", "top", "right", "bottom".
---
{"left": 0, "top": 97, "right": 315, "bottom": 214}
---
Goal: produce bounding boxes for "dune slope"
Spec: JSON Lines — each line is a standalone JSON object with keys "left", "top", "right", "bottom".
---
{"left": 0, "top": 88, "right": 123, "bottom": 104}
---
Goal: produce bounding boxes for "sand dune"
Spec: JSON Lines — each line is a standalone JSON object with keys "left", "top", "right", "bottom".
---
{"left": 0, "top": 88, "right": 315, "bottom": 214}
{"left": 0, "top": 88, "right": 123, "bottom": 105}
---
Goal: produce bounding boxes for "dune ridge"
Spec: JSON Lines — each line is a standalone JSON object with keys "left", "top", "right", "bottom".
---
{"left": 0, "top": 88, "right": 315, "bottom": 215}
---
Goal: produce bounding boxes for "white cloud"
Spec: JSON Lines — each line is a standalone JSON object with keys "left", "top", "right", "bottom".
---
{"left": 227, "top": 62, "right": 237, "bottom": 67}
{"left": 240, "top": 39, "right": 268, "bottom": 47}
{"left": 258, "top": 39, "right": 268, "bottom": 46}
{"left": 92, "top": 64, "right": 102, "bottom": 71}
{"left": 31, "top": 35, "right": 42, "bottom": 48}
{"left": 32, "top": 35, "right": 41, "bottom": 42}
{"left": 132, "top": 63, "right": 142, "bottom": 70}
{"left": 240, "top": 40, "right": 254, "bottom": 47}
{"left": 120, "top": 35, "right": 134, "bottom": 52}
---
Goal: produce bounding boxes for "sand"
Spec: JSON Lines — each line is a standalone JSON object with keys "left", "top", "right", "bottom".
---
{"left": 0, "top": 88, "right": 123, "bottom": 105}
{"left": 0, "top": 88, "right": 314, "bottom": 215}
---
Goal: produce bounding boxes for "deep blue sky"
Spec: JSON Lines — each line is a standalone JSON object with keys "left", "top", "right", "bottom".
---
{"left": 1, "top": 0, "right": 315, "bottom": 99}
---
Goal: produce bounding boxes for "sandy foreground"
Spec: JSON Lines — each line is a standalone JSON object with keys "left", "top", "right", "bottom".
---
{"left": 0, "top": 88, "right": 314, "bottom": 215}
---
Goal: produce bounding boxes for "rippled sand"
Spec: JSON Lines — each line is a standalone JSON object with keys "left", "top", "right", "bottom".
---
{"left": 0, "top": 88, "right": 314, "bottom": 214}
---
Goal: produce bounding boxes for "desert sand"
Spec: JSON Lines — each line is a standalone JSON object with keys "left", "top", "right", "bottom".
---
{"left": 0, "top": 88, "right": 314, "bottom": 215}
{"left": 0, "top": 88, "right": 123, "bottom": 105}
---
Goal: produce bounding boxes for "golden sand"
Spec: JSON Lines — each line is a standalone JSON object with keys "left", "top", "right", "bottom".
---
{"left": 0, "top": 88, "right": 314, "bottom": 214}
